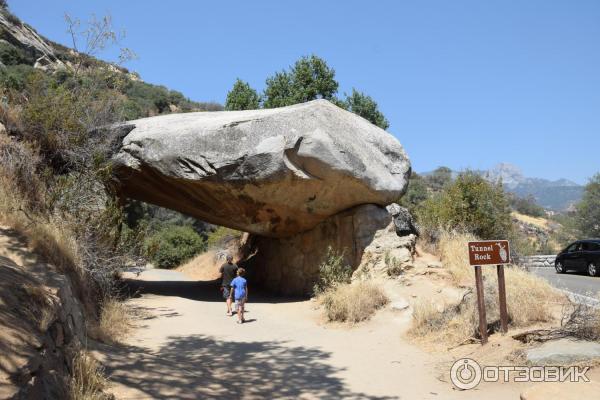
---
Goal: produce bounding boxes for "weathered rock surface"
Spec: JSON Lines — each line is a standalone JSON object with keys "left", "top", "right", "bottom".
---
{"left": 111, "top": 100, "right": 410, "bottom": 238}
{"left": 0, "top": 12, "right": 56, "bottom": 59}
{"left": 386, "top": 203, "right": 419, "bottom": 237}
{"left": 0, "top": 228, "right": 86, "bottom": 400}
{"left": 525, "top": 338, "right": 600, "bottom": 365}
{"left": 352, "top": 224, "right": 416, "bottom": 280}
{"left": 241, "top": 204, "right": 391, "bottom": 294}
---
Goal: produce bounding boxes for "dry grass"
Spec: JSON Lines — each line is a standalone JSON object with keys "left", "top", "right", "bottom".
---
{"left": 409, "top": 231, "right": 564, "bottom": 346}
{"left": 17, "top": 283, "right": 57, "bottom": 332}
{"left": 177, "top": 250, "right": 222, "bottom": 281}
{"left": 319, "top": 281, "right": 389, "bottom": 324}
{"left": 0, "top": 137, "right": 80, "bottom": 276}
{"left": 96, "top": 299, "right": 132, "bottom": 344}
{"left": 437, "top": 230, "right": 477, "bottom": 285}
{"left": 503, "top": 268, "right": 562, "bottom": 325}
{"left": 511, "top": 211, "right": 550, "bottom": 230}
{"left": 409, "top": 298, "right": 473, "bottom": 345}
{"left": 69, "top": 350, "right": 110, "bottom": 400}
{"left": 28, "top": 221, "right": 81, "bottom": 273}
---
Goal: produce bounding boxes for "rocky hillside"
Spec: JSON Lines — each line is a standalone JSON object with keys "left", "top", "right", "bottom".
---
{"left": 0, "top": 5, "right": 222, "bottom": 119}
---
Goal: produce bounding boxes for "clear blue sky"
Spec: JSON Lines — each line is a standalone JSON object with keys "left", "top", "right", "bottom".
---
{"left": 10, "top": 0, "right": 600, "bottom": 184}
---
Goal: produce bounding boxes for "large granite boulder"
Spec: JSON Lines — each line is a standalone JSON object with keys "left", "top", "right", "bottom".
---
{"left": 241, "top": 204, "right": 392, "bottom": 295}
{"left": 110, "top": 100, "right": 410, "bottom": 238}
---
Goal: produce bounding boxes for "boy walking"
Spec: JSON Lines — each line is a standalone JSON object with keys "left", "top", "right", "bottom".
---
{"left": 230, "top": 268, "right": 248, "bottom": 324}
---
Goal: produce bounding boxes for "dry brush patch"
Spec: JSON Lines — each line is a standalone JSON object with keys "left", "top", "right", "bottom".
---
{"left": 69, "top": 350, "right": 111, "bottom": 400}
{"left": 91, "top": 298, "right": 133, "bottom": 344}
{"left": 436, "top": 230, "right": 477, "bottom": 286}
{"left": 16, "top": 283, "right": 57, "bottom": 332}
{"left": 319, "top": 281, "right": 389, "bottom": 324}
{"left": 513, "top": 301, "right": 600, "bottom": 343}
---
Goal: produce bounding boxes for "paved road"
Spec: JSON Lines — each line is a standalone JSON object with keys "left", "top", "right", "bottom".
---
{"left": 531, "top": 267, "right": 600, "bottom": 298}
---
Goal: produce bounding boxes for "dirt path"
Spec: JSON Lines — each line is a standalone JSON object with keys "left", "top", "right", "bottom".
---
{"left": 93, "top": 269, "right": 531, "bottom": 400}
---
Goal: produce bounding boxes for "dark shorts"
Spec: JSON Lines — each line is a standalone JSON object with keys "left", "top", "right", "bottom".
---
{"left": 222, "top": 285, "right": 232, "bottom": 299}
{"left": 235, "top": 298, "right": 246, "bottom": 310}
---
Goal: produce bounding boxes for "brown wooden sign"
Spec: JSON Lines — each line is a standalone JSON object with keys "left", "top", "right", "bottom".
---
{"left": 468, "top": 240, "right": 510, "bottom": 266}
{"left": 468, "top": 239, "right": 511, "bottom": 345}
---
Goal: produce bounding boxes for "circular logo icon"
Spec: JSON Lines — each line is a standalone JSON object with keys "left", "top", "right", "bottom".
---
{"left": 450, "top": 358, "right": 482, "bottom": 390}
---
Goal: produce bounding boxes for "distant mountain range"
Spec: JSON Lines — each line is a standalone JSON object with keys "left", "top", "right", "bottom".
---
{"left": 422, "top": 163, "right": 584, "bottom": 211}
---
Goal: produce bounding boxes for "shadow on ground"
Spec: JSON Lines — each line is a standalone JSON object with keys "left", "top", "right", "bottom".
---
{"left": 101, "top": 334, "right": 396, "bottom": 400}
{"left": 120, "top": 278, "right": 304, "bottom": 304}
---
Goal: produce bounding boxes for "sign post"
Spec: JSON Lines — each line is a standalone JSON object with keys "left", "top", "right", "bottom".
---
{"left": 468, "top": 240, "right": 510, "bottom": 344}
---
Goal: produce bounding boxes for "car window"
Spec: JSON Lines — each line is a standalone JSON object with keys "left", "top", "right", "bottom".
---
{"left": 581, "top": 243, "right": 590, "bottom": 251}
{"left": 566, "top": 243, "right": 580, "bottom": 252}
{"left": 581, "top": 243, "right": 600, "bottom": 251}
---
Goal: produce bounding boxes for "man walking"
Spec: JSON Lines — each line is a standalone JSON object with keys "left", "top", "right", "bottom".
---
{"left": 219, "top": 254, "right": 238, "bottom": 316}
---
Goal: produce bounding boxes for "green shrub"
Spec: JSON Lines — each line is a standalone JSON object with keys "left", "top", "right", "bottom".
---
{"left": 575, "top": 173, "right": 600, "bottom": 238}
{"left": 417, "top": 171, "right": 512, "bottom": 240}
{"left": 400, "top": 172, "right": 429, "bottom": 212}
{"left": 313, "top": 247, "right": 352, "bottom": 295}
{"left": 0, "top": 64, "right": 36, "bottom": 91}
{"left": 225, "top": 78, "right": 260, "bottom": 111}
{"left": 339, "top": 88, "right": 389, "bottom": 129}
{"left": 144, "top": 225, "right": 206, "bottom": 269}
{"left": 509, "top": 194, "right": 545, "bottom": 217}
{"left": 0, "top": 41, "right": 34, "bottom": 66}
{"left": 425, "top": 166, "right": 453, "bottom": 192}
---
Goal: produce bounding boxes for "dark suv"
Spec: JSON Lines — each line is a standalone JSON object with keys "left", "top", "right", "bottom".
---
{"left": 555, "top": 239, "right": 600, "bottom": 276}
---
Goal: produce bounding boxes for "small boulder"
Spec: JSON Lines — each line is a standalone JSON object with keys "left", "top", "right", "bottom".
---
{"left": 390, "top": 299, "right": 410, "bottom": 311}
{"left": 526, "top": 338, "right": 600, "bottom": 365}
{"left": 386, "top": 203, "right": 419, "bottom": 237}
{"left": 427, "top": 261, "right": 443, "bottom": 269}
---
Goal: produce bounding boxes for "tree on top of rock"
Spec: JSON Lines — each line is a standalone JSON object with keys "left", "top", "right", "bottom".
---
{"left": 225, "top": 78, "right": 260, "bottom": 111}
{"left": 262, "top": 71, "right": 294, "bottom": 108}
{"left": 232, "top": 54, "right": 391, "bottom": 130}
{"left": 339, "top": 89, "right": 389, "bottom": 130}
{"left": 263, "top": 55, "right": 338, "bottom": 108}
{"left": 289, "top": 55, "right": 338, "bottom": 103}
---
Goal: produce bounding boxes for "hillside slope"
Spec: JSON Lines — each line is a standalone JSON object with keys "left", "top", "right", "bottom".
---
{"left": 0, "top": 226, "right": 88, "bottom": 399}
{"left": 0, "top": 5, "right": 222, "bottom": 120}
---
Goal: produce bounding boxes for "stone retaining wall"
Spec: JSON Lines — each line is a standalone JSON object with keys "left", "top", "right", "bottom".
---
{"left": 514, "top": 255, "right": 556, "bottom": 268}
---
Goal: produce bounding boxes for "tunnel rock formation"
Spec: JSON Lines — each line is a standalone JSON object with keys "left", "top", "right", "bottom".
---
{"left": 110, "top": 100, "right": 411, "bottom": 294}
